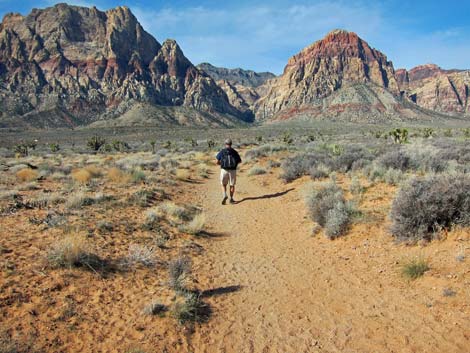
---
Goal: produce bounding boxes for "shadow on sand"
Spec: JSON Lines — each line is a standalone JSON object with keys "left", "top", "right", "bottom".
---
{"left": 235, "top": 188, "right": 295, "bottom": 204}
{"left": 200, "top": 285, "right": 243, "bottom": 298}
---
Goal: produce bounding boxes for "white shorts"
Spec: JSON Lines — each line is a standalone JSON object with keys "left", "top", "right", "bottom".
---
{"left": 220, "top": 169, "right": 237, "bottom": 186}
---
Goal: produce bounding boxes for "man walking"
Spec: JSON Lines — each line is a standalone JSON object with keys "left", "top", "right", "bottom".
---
{"left": 216, "top": 138, "right": 242, "bottom": 205}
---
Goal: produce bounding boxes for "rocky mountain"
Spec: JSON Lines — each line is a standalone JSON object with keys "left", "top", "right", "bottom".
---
{"left": 0, "top": 4, "right": 245, "bottom": 128}
{"left": 196, "top": 63, "right": 276, "bottom": 120}
{"left": 197, "top": 63, "right": 275, "bottom": 88}
{"left": 254, "top": 29, "right": 406, "bottom": 121}
{"left": 395, "top": 64, "right": 470, "bottom": 116}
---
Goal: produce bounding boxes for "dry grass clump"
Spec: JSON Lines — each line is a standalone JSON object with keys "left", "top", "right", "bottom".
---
{"left": 71, "top": 168, "right": 92, "bottom": 184}
{"left": 157, "top": 202, "right": 192, "bottom": 224}
{"left": 172, "top": 292, "right": 211, "bottom": 324}
{"left": 248, "top": 166, "right": 267, "bottom": 176}
{"left": 31, "top": 192, "right": 65, "bottom": 208}
{"left": 126, "top": 244, "right": 156, "bottom": 267}
{"left": 16, "top": 168, "right": 39, "bottom": 182}
{"left": 179, "top": 214, "right": 206, "bottom": 235}
{"left": 168, "top": 256, "right": 192, "bottom": 292}
{"left": 197, "top": 164, "right": 210, "bottom": 178}
{"left": 47, "top": 235, "right": 102, "bottom": 270}
{"left": 64, "top": 191, "right": 95, "bottom": 209}
{"left": 175, "top": 169, "right": 190, "bottom": 181}
{"left": 106, "top": 167, "right": 131, "bottom": 184}
{"left": 401, "top": 258, "right": 430, "bottom": 280}
{"left": 0, "top": 189, "right": 19, "bottom": 200}
{"left": 143, "top": 301, "right": 167, "bottom": 316}
{"left": 84, "top": 165, "right": 102, "bottom": 178}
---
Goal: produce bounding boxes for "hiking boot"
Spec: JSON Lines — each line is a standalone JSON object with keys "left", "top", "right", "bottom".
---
{"left": 230, "top": 198, "right": 236, "bottom": 204}
{"left": 222, "top": 196, "right": 228, "bottom": 205}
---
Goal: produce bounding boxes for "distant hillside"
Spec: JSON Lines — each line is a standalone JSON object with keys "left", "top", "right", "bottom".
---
{"left": 396, "top": 64, "right": 470, "bottom": 116}
{"left": 197, "top": 63, "right": 276, "bottom": 87}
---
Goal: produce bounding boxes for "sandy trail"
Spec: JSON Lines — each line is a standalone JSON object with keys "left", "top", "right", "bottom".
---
{"left": 189, "top": 165, "right": 469, "bottom": 353}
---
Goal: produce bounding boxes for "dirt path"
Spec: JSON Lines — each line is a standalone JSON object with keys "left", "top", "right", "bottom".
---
{"left": 189, "top": 165, "right": 469, "bottom": 353}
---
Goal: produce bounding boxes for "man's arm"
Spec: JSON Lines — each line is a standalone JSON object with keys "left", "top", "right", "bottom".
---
{"left": 235, "top": 150, "right": 242, "bottom": 164}
{"left": 216, "top": 150, "right": 222, "bottom": 165}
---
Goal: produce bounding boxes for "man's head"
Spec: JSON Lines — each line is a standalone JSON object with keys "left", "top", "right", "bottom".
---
{"left": 224, "top": 138, "right": 232, "bottom": 147}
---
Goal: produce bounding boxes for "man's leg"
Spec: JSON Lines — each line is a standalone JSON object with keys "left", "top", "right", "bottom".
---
{"left": 229, "top": 170, "right": 236, "bottom": 203}
{"left": 220, "top": 170, "right": 228, "bottom": 205}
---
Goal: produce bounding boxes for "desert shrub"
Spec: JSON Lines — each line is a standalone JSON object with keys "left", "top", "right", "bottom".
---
{"left": 161, "top": 159, "right": 179, "bottom": 169}
{"left": 129, "top": 189, "right": 157, "bottom": 207}
{"left": 30, "top": 192, "right": 65, "bottom": 208}
{"left": 143, "top": 301, "right": 167, "bottom": 316}
{"left": 172, "top": 292, "right": 211, "bottom": 324}
{"left": 349, "top": 176, "right": 364, "bottom": 195}
{"left": 179, "top": 214, "right": 205, "bottom": 235}
{"left": 0, "top": 190, "right": 19, "bottom": 200}
{"left": 142, "top": 209, "right": 160, "bottom": 231}
{"left": 87, "top": 135, "right": 106, "bottom": 151}
{"left": 306, "top": 182, "right": 352, "bottom": 239}
{"left": 168, "top": 256, "right": 191, "bottom": 291}
{"left": 175, "top": 169, "right": 190, "bottom": 181}
{"left": 116, "top": 155, "right": 159, "bottom": 171}
{"left": 383, "top": 168, "right": 405, "bottom": 185}
{"left": 107, "top": 167, "right": 131, "bottom": 183}
{"left": 157, "top": 202, "right": 192, "bottom": 224}
{"left": 16, "top": 168, "right": 39, "bottom": 182}
{"left": 332, "top": 146, "right": 373, "bottom": 172}
{"left": 364, "top": 163, "right": 386, "bottom": 182}
{"left": 281, "top": 153, "right": 322, "bottom": 182}
{"left": 71, "top": 168, "right": 92, "bottom": 184}
{"left": 131, "top": 170, "right": 146, "bottom": 183}
{"left": 389, "top": 128, "right": 409, "bottom": 144}
{"left": 378, "top": 150, "right": 411, "bottom": 171}
{"left": 64, "top": 192, "right": 95, "bottom": 209}
{"left": 97, "top": 221, "right": 113, "bottom": 234}
{"left": 309, "top": 164, "right": 330, "bottom": 179}
{"left": 197, "top": 164, "right": 210, "bottom": 178}
{"left": 267, "top": 160, "right": 281, "bottom": 168}
{"left": 47, "top": 235, "right": 103, "bottom": 270}
{"left": 126, "top": 244, "right": 156, "bottom": 267}
{"left": 84, "top": 165, "right": 102, "bottom": 178}
{"left": 248, "top": 166, "right": 267, "bottom": 176}
{"left": 390, "top": 174, "right": 470, "bottom": 241}
{"left": 401, "top": 258, "right": 429, "bottom": 280}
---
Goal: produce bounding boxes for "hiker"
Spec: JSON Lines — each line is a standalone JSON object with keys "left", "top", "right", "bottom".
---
{"left": 216, "top": 138, "right": 242, "bottom": 205}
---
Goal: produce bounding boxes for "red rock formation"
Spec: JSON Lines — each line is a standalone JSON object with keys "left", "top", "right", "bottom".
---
{"left": 255, "top": 29, "right": 400, "bottom": 120}
{"left": 396, "top": 64, "right": 469, "bottom": 116}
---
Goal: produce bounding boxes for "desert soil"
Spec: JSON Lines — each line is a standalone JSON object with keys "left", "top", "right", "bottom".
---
{"left": 188, "top": 164, "right": 470, "bottom": 353}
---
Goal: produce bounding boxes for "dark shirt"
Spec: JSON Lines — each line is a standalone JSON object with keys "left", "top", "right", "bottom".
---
{"left": 216, "top": 148, "right": 242, "bottom": 169}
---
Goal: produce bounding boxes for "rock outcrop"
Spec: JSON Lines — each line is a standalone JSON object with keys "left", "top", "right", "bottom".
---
{"left": 396, "top": 64, "right": 470, "bottom": 116}
{"left": 0, "top": 4, "right": 244, "bottom": 128}
{"left": 197, "top": 63, "right": 275, "bottom": 88}
{"left": 255, "top": 30, "right": 400, "bottom": 121}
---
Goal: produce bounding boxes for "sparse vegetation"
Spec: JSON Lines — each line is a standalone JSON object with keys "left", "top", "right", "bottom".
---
{"left": 248, "top": 166, "right": 267, "bottom": 176}
{"left": 401, "top": 258, "right": 429, "bottom": 280}
{"left": 305, "top": 182, "right": 354, "bottom": 239}
{"left": 168, "top": 256, "right": 191, "bottom": 292}
{"left": 172, "top": 292, "right": 211, "bottom": 324}
{"left": 179, "top": 214, "right": 206, "bottom": 235}
{"left": 390, "top": 174, "right": 470, "bottom": 241}
{"left": 47, "top": 235, "right": 103, "bottom": 271}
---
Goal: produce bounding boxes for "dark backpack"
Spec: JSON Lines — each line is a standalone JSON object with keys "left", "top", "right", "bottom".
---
{"left": 220, "top": 149, "right": 238, "bottom": 170}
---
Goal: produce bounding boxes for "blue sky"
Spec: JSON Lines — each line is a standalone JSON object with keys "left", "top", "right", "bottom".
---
{"left": 1, "top": 0, "right": 469, "bottom": 74}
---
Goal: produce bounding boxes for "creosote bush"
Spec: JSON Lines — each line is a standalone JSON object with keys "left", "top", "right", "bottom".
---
{"left": 390, "top": 174, "right": 470, "bottom": 241}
